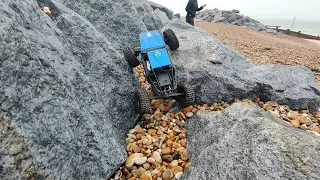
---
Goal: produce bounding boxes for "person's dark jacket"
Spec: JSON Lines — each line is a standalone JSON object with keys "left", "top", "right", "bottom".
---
{"left": 185, "top": 0, "right": 203, "bottom": 17}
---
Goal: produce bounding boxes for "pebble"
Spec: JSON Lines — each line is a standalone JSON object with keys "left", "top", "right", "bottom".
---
{"left": 300, "top": 110, "right": 309, "bottom": 114}
{"left": 135, "top": 127, "right": 145, "bottom": 134}
{"left": 162, "top": 155, "right": 173, "bottom": 162}
{"left": 143, "top": 163, "right": 150, "bottom": 170}
{"left": 144, "top": 114, "right": 152, "bottom": 120}
{"left": 140, "top": 174, "right": 151, "bottom": 180}
{"left": 186, "top": 112, "right": 194, "bottom": 118}
{"left": 175, "top": 172, "right": 183, "bottom": 179}
{"left": 147, "top": 157, "right": 156, "bottom": 164}
{"left": 161, "top": 115, "right": 169, "bottom": 121}
{"left": 298, "top": 116, "right": 313, "bottom": 125}
{"left": 300, "top": 124, "right": 308, "bottom": 130}
{"left": 135, "top": 157, "right": 147, "bottom": 165}
{"left": 162, "top": 147, "right": 171, "bottom": 155}
{"left": 290, "top": 120, "right": 300, "bottom": 128}
{"left": 162, "top": 169, "right": 174, "bottom": 180}
{"left": 280, "top": 114, "right": 288, "bottom": 120}
{"left": 153, "top": 151, "right": 162, "bottom": 163}
{"left": 287, "top": 110, "right": 299, "bottom": 120}
{"left": 184, "top": 162, "right": 192, "bottom": 171}
{"left": 172, "top": 151, "right": 181, "bottom": 160}
{"left": 171, "top": 166, "right": 183, "bottom": 175}
{"left": 132, "top": 169, "right": 143, "bottom": 177}
{"left": 309, "top": 124, "right": 320, "bottom": 133}
{"left": 126, "top": 153, "right": 143, "bottom": 168}
{"left": 170, "top": 160, "right": 178, "bottom": 167}
{"left": 114, "top": 170, "right": 122, "bottom": 180}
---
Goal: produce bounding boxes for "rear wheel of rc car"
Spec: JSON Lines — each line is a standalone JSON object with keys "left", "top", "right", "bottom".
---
{"left": 123, "top": 46, "right": 140, "bottom": 68}
{"left": 163, "top": 29, "right": 179, "bottom": 51}
{"left": 135, "top": 88, "right": 151, "bottom": 114}
{"left": 177, "top": 83, "right": 195, "bottom": 107}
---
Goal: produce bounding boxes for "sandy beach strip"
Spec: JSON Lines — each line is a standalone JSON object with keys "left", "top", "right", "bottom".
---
{"left": 194, "top": 21, "right": 320, "bottom": 86}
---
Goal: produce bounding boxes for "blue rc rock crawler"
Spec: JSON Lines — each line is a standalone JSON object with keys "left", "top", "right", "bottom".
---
{"left": 123, "top": 29, "right": 195, "bottom": 115}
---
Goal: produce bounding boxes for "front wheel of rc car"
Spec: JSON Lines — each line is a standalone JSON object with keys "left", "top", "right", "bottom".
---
{"left": 135, "top": 88, "right": 152, "bottom": 115}
{"left": 177, "top": 83, "right": 195, "bottom": 107}
{"left": 163, "top": 29, "right": 179, "bottom": 51}
{"left": 123, "top": 46, "right": 140, "bottom": 68}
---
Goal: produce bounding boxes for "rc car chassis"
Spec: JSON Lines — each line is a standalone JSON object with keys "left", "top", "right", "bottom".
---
{"left": 124, "top": 29, "right": 195, "bottom": 114}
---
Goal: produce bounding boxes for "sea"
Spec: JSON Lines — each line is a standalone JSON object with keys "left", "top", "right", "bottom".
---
{"left": 258, "top": 18, "right": 320, "bottom": 36}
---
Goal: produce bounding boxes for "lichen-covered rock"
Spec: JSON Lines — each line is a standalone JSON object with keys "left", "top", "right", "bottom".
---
{"left": 182, "top": 103, "right": 320, "bottom": 179}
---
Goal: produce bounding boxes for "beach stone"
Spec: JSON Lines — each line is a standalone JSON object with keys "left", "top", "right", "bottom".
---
{"left": 300, "top": 110, "right": 309, "bottom": 114}
{"left": 132, "top": 169, "right": 143, "bottom": 177}
{"left": 135, "top": 157, "right": 148, "bottom": 165}
{"left": 290, "top": 120, "right": 300, "bottom": 128}
{"left": 153, "top": 152, "right": 162, "bottom": 163}
{"left": 175, "top": 172, "right": 183, "bottom": 179}
{"left": 309, "top": 124, "right": 320, "bottom": 133}
{"left": 288, "top": 111, "right": 299, "bottom": 120}
{"left": 126, "top": 153, "right": 144, "bottom": 168}
{"left": 162, "top": 169, "right": 174, "bottom": 180}
{"left": 186, "top": 112, "right": 194, "bottom": 118}
{"left": 147, "top": 157, "right": 156, "bottom": 164}
{"left": 171, "top": 166, "right": 183, "bottom": 175}
{"left": 172, "top": 152, "right": 181, "bottom": 160}
{"left": 162, "top": 147, "right": 171, "bottom": 155}
{"left": 181, "top": 103, "right": 320, "bottom": 179}
{"left": 140, "top": 174, "right": 152, "bottom": 180}
{"left": 300, "top": 124, "right": 308, "bottom": 130}
{"left": 162, "top": 155, "right": 173, "bottom": 162}
{"left": 298, "top": 116, "right": 313, "bottom": 125}
{"left": 170, "top": 160, "right": 179, "bottom": 167}
{"left": 280, "top": 114, "right": 289, "bottom": 120}
{"left": 143, "top": 163, "right": 150, "bottom": 170}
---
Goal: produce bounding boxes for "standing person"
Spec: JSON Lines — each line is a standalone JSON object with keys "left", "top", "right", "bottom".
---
{"left": 185, "top": 0, "right": 206, "bottom": 26}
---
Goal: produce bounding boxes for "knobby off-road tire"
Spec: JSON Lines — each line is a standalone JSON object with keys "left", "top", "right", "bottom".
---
{"left": 177, "top": 83, "right": 196, "bottom": 107}
{"left": 135, "top": 88, "right": 151, "bottom": 115}
{"left": 163, "top": 29, "right": 179, "bottom": 51}
{"left": 123, "top": 46, "right": 140, "bottom": 68}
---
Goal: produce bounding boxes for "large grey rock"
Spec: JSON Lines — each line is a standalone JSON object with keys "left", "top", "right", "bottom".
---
{"left": 162, "top": 20, "right": 320, "bottom": 112}
{"left": 212, "top": 11, "right": 226, "bottom": 23}
{"left": 182, "top": 103, "right": 320, "bottom": 179}
{"left": 147, "top": 0, "right": 173, "bottom": 19}
{"left": 197, "top": 9, "right": 277, "bottom": 34}
{"left": 142, "top": 11, "right": 164, "bottom": 31}
{"left": 173, "top": 13, "right": 181, "bottom": 20}
{"left": 0, "top": 0, "right": 162, "bottom": 179}
{"left": 154, "top": 8, "right": 169, "bottom": 25}
{"left": 227, "top": 13, "right": 239, "bottom": 23}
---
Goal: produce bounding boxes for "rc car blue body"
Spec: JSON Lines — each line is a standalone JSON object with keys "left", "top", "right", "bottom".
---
{"left": 139, "top": 30, "right": 172, "bottom": 69}
{"left": 123, "top": 29, "right": 195, "bottom": 114}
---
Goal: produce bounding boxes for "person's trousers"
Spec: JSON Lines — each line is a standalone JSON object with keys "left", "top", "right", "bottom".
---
{"left": 186, "top": 14, "right": 194, "bottom": 26}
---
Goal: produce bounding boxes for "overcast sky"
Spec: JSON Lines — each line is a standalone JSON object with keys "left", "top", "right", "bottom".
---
{"left": 150, "top": 0, "right": 320, "bottom": 21}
